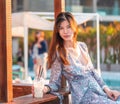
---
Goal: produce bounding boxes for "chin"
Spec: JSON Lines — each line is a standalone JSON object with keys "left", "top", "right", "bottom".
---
{"left": 64, "top": 38, "right": 73, "bottom": 42}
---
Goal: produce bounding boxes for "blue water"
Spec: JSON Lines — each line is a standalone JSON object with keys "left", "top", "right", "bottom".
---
{"left": 102, "top": 71, "right": 120, "bottom": 90}
{"left": 28, "top": 69, "right": 51, "bottom": 80}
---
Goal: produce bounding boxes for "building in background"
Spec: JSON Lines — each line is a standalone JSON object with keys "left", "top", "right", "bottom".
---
{"left": 66, "top": 0, "right": 120, "bottom": 15}
{"left": 12, "top": 0, "right": 54, "bottom": 12}
{"left": 12, "top": 0, "right": 120, "bottom": 14}
{"left": 12, "top": 0, "right": 120, "bottom": 21}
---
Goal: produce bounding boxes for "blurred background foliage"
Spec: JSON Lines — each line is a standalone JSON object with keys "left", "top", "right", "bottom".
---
{"left": 27, "top": 21, "right": 120, "bottom": 64}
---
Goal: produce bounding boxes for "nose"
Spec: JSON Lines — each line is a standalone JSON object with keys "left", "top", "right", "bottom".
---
{"left": 63, "top": 28, "right": 68, "bottom": 33}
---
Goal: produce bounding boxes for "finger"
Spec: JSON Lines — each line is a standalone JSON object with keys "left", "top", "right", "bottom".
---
{"left": 43, "top": 87, "right": 47, "bottom": 94}
{"left": 108, "top": 94, "right": 115, "bottom": 100}
{"left": 42, "top": 88, "right": 45, "bottom": 93}
{"left": 111, "top": 94, "right": 118, "bottom": 101}
{"left": 113, "top": 95, "right": 118, "bottom": 100}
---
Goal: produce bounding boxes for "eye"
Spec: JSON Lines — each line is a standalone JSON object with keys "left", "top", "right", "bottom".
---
{"left": 59, "top": 26, "right": 64, "bottom": 30}
{"left": 67, "top": 25, "right": 71, "bottom": 29}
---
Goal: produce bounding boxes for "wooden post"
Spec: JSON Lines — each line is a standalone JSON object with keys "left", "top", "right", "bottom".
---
{"left": 54, "top": 0, "right": 66, "bottom": 88}
{"left": 0, "top": 0, "right": 13, "bottom": 103}
{"left": 54, "top": 0, "right": 65, "bottom": 18}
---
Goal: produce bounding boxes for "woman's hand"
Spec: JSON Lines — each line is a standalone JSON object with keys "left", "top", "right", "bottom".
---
{"left": 31, "top": 86, "right": 50, "bottom": 98}
{"left": 110, "top": 90, "right": 120, "bottom": 100}
{"left": 43, "top": 86, "right": 50, "bottom": 94}
{"left": 104, "top": 87, "right": 120, "bottom": 100}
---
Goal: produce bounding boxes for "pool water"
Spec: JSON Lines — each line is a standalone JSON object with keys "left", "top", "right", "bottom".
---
{"left": 102, "top": 71, "right": 120, "bottom": 91}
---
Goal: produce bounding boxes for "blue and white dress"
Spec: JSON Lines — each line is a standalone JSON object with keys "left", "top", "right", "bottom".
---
{"left": 47, "top": 42, "right": 120, "bottom": 104}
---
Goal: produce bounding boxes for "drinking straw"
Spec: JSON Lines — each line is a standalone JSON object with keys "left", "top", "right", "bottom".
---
{"left": 37, "top": 65, "right": 41, "bottom": 80}
{"left": 39, "top": 67, "right": 43, "bottom": 78}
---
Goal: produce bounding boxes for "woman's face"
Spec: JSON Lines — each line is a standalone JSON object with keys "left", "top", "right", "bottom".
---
{"left": 35, "top": 32, "right": 41, "bottom": 37}
{"left": 58, "top": 20, "right": 74, "bottom": 42}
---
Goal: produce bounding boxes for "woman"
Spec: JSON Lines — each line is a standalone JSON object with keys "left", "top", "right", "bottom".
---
{"left": 43, "top": 12, "right": 120, "bottom": 104}
{"left": 32, "top": 31, "right": 48, "bottom": 78}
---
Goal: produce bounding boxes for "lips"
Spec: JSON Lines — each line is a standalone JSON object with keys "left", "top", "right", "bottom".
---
{"left": 63, "top": 35, "right": 70, "bottom": 38}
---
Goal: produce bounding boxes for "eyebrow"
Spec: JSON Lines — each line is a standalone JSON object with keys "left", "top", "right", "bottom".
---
{"left": 59, "top": 23, "right": 70, "bottom": 27}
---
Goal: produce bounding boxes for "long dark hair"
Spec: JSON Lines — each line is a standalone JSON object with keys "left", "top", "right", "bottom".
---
{"left": 48, "top": 12, "right": 78, "bottom": 68}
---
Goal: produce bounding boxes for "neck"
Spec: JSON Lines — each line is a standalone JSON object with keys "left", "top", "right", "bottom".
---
{"left": 64, "top": 40, "right": 74, "bottom": 48}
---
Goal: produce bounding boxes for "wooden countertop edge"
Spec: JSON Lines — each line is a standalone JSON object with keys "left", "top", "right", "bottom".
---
{"left": 12, "top": 90, "right": 70, "bottom": 104}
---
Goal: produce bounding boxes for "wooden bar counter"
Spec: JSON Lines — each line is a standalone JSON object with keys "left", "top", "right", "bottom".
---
{"left": 12, "top": 83, "right": 70, "bottom": 104}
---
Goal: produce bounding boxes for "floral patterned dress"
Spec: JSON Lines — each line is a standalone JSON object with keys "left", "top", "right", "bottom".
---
{"left": 47, "top": 42, "right": 120, "bottom": 104}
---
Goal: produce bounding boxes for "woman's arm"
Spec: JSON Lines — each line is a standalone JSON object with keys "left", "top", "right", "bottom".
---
{"left": 32, "top": 44, "right": 38, "bottom": 59}
{"left": 78, "top": 42, "right": 120, "bottom": 100}
{"left": 80, "top": 42, "right": 106, "bottom": 89}
{"left": 91, "top": 70, "right": 107, "bottom": 89}
{"left": 103, "top": 86, "right": 120, "bottom": 100}
{"left": 45, "top": 57, "right": 62, "bottom": 93}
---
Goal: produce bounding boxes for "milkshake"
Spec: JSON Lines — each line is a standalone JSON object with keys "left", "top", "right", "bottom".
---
{"left": 34, "top": 77, "right": 44, "bottom": 98}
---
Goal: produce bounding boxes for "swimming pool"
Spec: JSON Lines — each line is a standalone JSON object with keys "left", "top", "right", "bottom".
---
{"left": 102, "top": 71, "right": 120, "bottom": 91}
